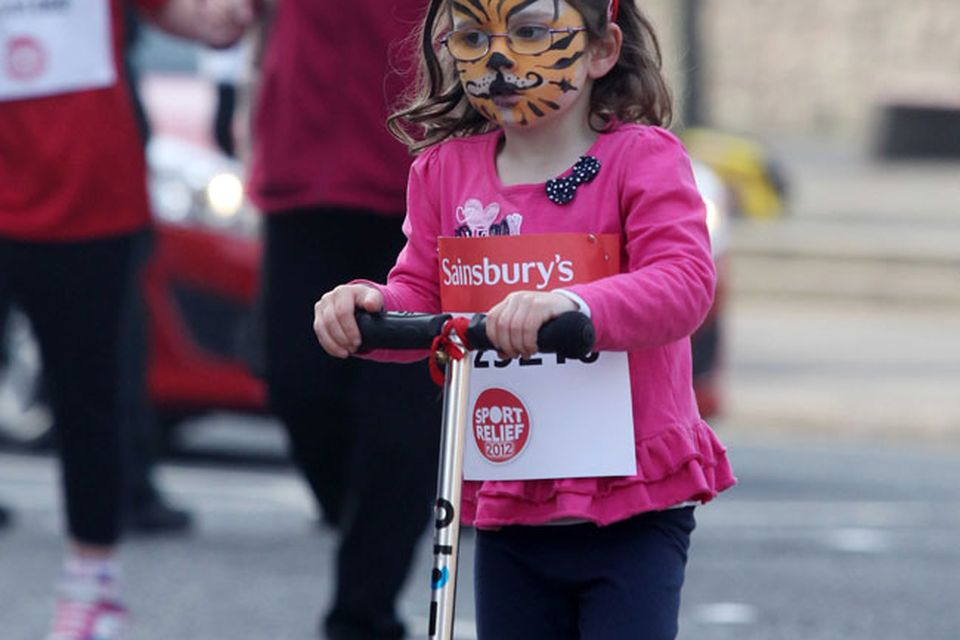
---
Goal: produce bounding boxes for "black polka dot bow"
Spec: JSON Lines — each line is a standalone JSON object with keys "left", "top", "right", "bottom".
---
{"left": 544, "top": 155, "right": 601, "bottom": 205}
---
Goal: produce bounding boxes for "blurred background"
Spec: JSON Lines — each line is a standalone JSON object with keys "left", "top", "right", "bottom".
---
{"left": 2, "top": 1, "right": 958, "bottom": 638}
{"left": 646, "top": 0, "right": 960, "bottom": 438}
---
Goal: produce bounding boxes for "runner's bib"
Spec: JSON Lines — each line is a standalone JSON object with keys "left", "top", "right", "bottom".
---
{"left": 0, "top": 0, "right": 116, "bottom": 102}
{"left": 439, "top": 233, "right": 637, "bottom": 481}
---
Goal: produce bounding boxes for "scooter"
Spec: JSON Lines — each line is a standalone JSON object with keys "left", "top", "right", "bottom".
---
{"left": 356, "top": 310, "right": 595, "bottom": 640}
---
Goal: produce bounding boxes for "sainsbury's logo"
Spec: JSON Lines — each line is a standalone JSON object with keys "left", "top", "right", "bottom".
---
{"left": 441, "top": 255, "right": 575, "bottom": 291}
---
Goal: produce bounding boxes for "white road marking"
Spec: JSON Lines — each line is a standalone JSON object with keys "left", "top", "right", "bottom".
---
{"left": 692, "top": 602, "right": 759, "bottom": 625}
{"left": 825, "top": 527, "right": 892, "bottom": 553}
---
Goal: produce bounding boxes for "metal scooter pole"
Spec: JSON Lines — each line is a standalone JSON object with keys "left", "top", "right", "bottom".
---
{"left": 429, "top": 336, "right": 471, "bottom": 640}
{"left": 354, "top": 310, "right": 595, "bottom": 640}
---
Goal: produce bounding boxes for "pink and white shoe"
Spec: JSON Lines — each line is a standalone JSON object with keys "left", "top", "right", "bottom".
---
{"left": 47, "top": 570, "right": 128, "bottom": 640}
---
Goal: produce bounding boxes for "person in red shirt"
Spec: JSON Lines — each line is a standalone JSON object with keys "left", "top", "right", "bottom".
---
{"left": 0, "top": 2, "right": 251, "bottom": 638}
{"left": 247, "top": 2, "right": 441, "bottom": 638}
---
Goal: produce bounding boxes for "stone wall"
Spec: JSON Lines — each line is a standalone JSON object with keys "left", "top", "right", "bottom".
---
{"left": 638, "top": 0, "right": 960, "bottom": 143}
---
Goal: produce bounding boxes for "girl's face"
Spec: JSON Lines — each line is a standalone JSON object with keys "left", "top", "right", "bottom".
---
{"left": 449, "top": 0, "right": 591, "bottom": 128}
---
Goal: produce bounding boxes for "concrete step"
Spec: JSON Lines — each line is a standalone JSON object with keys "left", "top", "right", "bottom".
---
{"left": 728, "top": 217, "right": 960, "bottom": 306}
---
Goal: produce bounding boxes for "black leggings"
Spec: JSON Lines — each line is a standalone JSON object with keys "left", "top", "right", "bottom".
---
{"left": 475, "top": 508, "right": 697, "bottom": 640}
{"left": 0, "top": 232, "right": 137, "bottom": 546}
{"left": 262, "top": 208, "right": 441, "bottom": 635}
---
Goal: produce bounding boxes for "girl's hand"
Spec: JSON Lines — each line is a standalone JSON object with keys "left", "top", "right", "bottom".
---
{"left": 486, "top": 291, "right": 578, "bottom": 359}
{"left": 313, "top": 285, "right": 384, "bottom": 358}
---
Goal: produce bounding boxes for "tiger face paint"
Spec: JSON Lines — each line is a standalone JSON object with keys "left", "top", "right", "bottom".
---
{"left": 450, "top": 0, "right": 590, "bottom": 128}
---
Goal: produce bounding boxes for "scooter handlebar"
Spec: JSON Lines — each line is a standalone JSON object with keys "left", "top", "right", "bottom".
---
{"left": 356, "top": 310, "right": 595, "bottom": 358}
{"left": 355, "top": 312, "right": 452, "bottom": 351}
{"left": 465, "top": 311, "right": 594, "bottom": 358}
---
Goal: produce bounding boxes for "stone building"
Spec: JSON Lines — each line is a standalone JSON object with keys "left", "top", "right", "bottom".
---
{"left": 643, "top": 0, "right": 960, "bottom": 145}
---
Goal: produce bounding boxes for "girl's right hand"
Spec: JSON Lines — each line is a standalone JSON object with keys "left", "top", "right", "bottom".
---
{"left": 313, "top": 284, "right": 385, "bottom": 358}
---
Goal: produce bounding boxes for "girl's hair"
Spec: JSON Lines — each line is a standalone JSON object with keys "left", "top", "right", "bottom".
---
{"left": 388, "top": 0, "right": 673, "bottom": 153}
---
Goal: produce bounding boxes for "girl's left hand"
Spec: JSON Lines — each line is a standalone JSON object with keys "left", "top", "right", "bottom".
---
{"left": 486, "top": 291, "right": 578, "bottom": 359}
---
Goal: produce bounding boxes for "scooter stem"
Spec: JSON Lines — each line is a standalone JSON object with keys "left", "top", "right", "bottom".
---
{"left": 429, "top": 338, "right": 471, "bottom": 640}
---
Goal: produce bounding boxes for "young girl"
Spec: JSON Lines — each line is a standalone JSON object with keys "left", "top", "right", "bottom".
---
{"left": 313, "top": 0, "right": 736, "bottom": 637}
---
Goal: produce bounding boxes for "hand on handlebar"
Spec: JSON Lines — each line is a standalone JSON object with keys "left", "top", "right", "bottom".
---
{"left": 313, "top": 284, "right": 384, "bottom": 358}
{"left": 485, "top": 291, "right": 578, "bottom": 359}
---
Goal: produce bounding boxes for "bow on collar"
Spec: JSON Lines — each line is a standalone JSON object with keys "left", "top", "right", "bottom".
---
{"left": 544, "top": 156, "right": 601, "bottom": 205}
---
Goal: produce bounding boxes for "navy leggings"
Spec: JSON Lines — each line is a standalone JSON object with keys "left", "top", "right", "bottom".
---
{"left": 474, "top": 507, "right": 696, "bottom": 640}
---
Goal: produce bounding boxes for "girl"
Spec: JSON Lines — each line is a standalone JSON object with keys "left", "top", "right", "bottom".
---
{"left": 313, "top": 0, "right": 736, "bottom": 638}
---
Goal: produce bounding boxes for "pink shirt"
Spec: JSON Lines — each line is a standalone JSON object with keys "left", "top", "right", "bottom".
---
{"left": 371, "top": 124, "right": 736, "bottom": 528}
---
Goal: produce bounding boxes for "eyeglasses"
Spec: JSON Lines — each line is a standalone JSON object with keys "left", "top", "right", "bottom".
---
{"left": 442, "top": 25, "right": 588, "bottom": 62}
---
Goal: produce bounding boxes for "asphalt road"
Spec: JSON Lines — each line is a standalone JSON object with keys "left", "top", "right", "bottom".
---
{"left": 1, "top": 428, "right": 958, "bottom": 640}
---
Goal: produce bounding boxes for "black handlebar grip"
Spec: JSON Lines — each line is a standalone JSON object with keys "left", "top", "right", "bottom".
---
{"left": 356, "top": 311, "right": 452, "bottom": 351}
{"left": 466, "top": 311, "right": 595, "bottom": 358}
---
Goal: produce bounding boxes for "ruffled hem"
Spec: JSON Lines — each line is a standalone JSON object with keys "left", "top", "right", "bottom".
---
{"left": 461, "top": 420, "right": 736, "bottom": 528}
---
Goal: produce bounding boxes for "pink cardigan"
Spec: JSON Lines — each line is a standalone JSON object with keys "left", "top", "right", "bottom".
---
{"left": 367, "top": 125, "right": 736, "bottom": 528}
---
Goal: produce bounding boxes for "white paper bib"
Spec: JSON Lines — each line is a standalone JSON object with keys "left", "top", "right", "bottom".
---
{"left": 0, "top": 0, "right": 116, "bottom": 102}
{"left": 439, "top": 233, "right": 637, "bottom": 482}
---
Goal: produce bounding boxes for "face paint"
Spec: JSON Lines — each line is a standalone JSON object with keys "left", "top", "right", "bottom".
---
{"left": 451, "top": 0, "right": 589, "bottom": 128}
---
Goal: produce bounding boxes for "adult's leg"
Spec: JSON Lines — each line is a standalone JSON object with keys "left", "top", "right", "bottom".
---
{"left": 13, "top": 234, "right": 136, "bottom": 547}
{"left": 578, "top": 508, "right": 696, "bottom": 640}
{"left": 263, "top": 208, "right": 442, "bottom": 637}
{"left": 117, "top": 231, "right": 192, "bottom": 534}
{"left": 327, "top": 358, "right": 440, "bottom": 637}
{"left": 327, "top": 212, "right": 442, "bottom": 638}
{"left": 0, "top": 285, "right": 9, "bottom": 367}
{"left": 118, "top": 231, "right": 155, "bottom": 509}
{"left": 0, "top": 250, "right": 10, "bottom": 531}
{"left": 261, "top": 208, "right": 366, "bottom": 526}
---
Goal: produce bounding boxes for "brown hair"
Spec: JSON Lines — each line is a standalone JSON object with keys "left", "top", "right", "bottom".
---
{"left": 387, "top": 0, "right": 673, "bottom": 153}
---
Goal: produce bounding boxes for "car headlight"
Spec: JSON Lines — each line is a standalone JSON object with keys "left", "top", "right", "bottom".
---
{"left": 205, "top": 172, "right": 245, "bottom": 219}
{"left": 147, "top": 135, "right": 258, "bottom": 236}
{"left": 151, "top": 177, "right": 194, "bottom": 224}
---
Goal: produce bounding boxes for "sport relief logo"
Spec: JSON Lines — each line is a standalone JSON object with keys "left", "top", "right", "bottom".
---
{"left": 5, "top": 36, "right": 46, "bottom": 81}
{"left": 473, "top": 388, "right": 530, "bottom": 464}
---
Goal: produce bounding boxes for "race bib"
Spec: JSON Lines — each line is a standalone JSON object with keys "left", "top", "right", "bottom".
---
{"left": 0, "top": 0, "right": 116, "bottom": 102}
{"left": 439, "top": 233, "right": 637, "bottom": 481}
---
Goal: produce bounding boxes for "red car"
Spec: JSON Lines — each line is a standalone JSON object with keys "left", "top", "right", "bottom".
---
{"left": 143, "top": 134, "right": 266, "bottom": 427}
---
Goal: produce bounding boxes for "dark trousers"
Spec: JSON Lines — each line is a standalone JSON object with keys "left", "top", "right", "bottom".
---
{"left": 0, "top": 233, "right": 137, "bottom": 546}
{"left": 475, "top": 508, "right": 697, "bottom": 640}
{"left": 261, "top": 208, "right": 441, "bottom": 638}
{"left": 116, "top": 231, "right": 162, "bottom": 511}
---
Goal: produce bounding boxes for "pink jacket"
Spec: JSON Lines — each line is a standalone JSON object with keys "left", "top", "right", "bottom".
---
{"left": 369, "top": 124, "right": 736, "bottom": 528}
